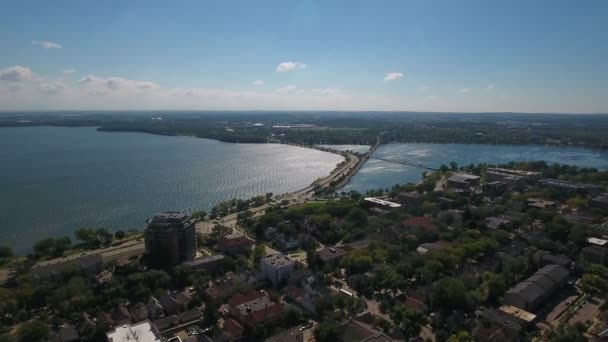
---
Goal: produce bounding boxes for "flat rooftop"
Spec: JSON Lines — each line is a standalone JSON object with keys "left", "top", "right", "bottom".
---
{"left": 363, "top": 197, "right": 402, "bottom": 208}
{"left": 106, "top": 321, "right": 160, "bottom": 342}
{"left": 262, "top": 254, "right": 294, "bottom": 267}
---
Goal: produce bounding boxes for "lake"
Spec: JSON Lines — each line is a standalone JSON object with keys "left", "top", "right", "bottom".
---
{"left": 342, "top": 143, "right": 608, "bottom": 193}
{"left": 0, "top": 127, "right": 343, "bottom": 252}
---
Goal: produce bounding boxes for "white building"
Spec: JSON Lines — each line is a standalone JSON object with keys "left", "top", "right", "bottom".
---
{"left": 260, "top": 254, "right": 294, "bottom": 286}
{"left": 106, "top": 321, "right": 160, "bottom": 342}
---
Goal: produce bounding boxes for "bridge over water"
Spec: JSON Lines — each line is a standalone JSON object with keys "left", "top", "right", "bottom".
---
{"left": 368, "top": 156, "right": 438, "bottom": 171}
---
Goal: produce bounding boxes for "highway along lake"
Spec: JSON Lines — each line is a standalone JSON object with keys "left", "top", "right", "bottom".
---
{"left": 0, "top": 126, "right": 343, "bottom": 252}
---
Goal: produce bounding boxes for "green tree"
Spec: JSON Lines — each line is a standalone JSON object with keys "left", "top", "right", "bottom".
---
{"left": 16, "top": 320, "right": 50, "bottom": 342}
{"left": 431, "top": 277, "right": 467, "bottom": 312}
{"left": 390, "top": 305, "right": 427, "bottom": 339}
{"left": 314, "top": 321, "right": 342, "bottom": 342}
{"left": 448, "top": 331, "right": 474, "bottom": 342}
{"left": 544, "top": 323, "right": 588, "bottom": 342}
{"left": 192, "top": 210, "right": 207, "bottom": 220}
{"left": 114, "top": 230, "right": 126, "bottom": 239}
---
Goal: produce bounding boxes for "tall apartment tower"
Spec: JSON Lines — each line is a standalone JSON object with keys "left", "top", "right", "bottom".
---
{"left": 144, "top": 212, "right": 196, "bottom": 268}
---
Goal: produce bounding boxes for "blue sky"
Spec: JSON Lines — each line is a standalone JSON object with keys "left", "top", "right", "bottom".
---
{"left": 1, "top": 0, "right": 607, "bottom": 112}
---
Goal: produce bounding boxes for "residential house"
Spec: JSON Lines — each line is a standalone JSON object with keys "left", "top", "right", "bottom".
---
{"left": 484, "top": 217, "right": 511, "bottom": 230}
{"left": 159, "top": 291, "right": 191, "bottom": 315}
{"left": 526, "top": 198, "right": 556, "bottom": 210}
{"left": 215, "top": 318, "right": 245, "bottom": 342}
{"left": 591, "top": 194, "right": 608, "bottom": 210}
{"left": 111, "top": 305, "right": 132, "bottom": 326}
{"left": 402, "top": 216, "right": 438, "bottom": 233}
{"left": 397, "top": 191, "right": 422, "bottom": 207}
{"left": 316, "top": 246, "right": 347, "bottom": 266}
{"left": 205, "top": 272, "right": 245, "bottom": 303}
{"left": 218, "top": 235, "right": 254, "bottom": 255}
{"left": 59, "top": 324, "right": 79, "bottom": 342}
{"left": 130, "top": 302, "right": 149, "bottom": 323}
{"left": 146, "top": 296, "right": 165, "bottom": 321}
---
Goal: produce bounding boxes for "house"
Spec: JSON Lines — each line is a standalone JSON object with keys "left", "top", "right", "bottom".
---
{"left": 77, "top": 313, "right": 96, "bottom": 339}
{"left": 265, "top": 326, "right": 305, "bottom": 342}
{"left": 204, "top": 272, "right": 244, "bottom": 303}
{"left": 591, "top": 194, "right": 608, "bottom": 210}
{"left": 159, "top": 291, "right": 191, "bottom": 315}
{"left": 343, "top": 239, "right": 373, "bottom": 251}
{"left": 228, "top": 291, "right": 285, "bottom": 328}
{"left": 447, "top": 173, "right": 480, "bottom": 190}
{"left": 285, "top": 286, "right": 317, "bottom": 314}
{"left": 218, "top": 235, "right": 254, "bottom": 255}
{"left": 397, "top": 191, "right": 422, "bottom": 207}
{"left": 484, "top": 181, "right": 508, "bottom": 195}
{"left": 152, "top": 315, "right": 179, "bottom": 332}
{"left": 59, "top": 324, "right": 79, "bottom": 342}
{"left": 484, "top": 217, "right": 511, "bottom": 230}
{"left": 177, "top": 309, "right": 202, "bottom": 325}
{"left": 130, "top": 302, "right": 149, "bottom": 323}
{"left": 146, "top": 297, "right": 165, "bottom": 321}
{"left": 395, "top": 287, "right": 428, "bottom": 313}
{"left": 288, "top": 268, "right": 313, "bottom": 286}
{"left": 402, "top": 216, "right": 438, "bottom": 233}
{"left": 474, "top": 309, "right": 523, "bottom": 341}
{"left": 339, "top": 318, "right": 395, "bottom": 342}
{"left": 582, "top": 246, "right": 608, "bottom": 265}
{"left": 503, "top": 264, "right": 569, "bottom": 311}
{"left": 184, "top": 254, "right": 226, "bottom": 273}
{"left": 111, "top": 305, "right": 132, "bottom": 326}
{"left": 416, "top": 241, "right": 451, "bottom": 255}
{"left": 498, "top": 305, "right": 537, "bottom": 327}
{"left": 317, "top": 246, "right": 347, "bottom": 266}
{"left": 216, "top": 318, "right": 245, "bottom": 342}
{"left": 106, "top": 320, "right": 161, "bottom": 342}
{"left": 29, "top": 254, "right": 103, "bottom": 285}
{"left": 260, "top": 254, "right": 294, "bottom": 286}
{"left": 274, "top": 233, "right": 300, "bottom": 251}
{"left": 95, "top": 269, "right": 113, "bottom": 284}
{"left": 526, "top": 198, "right": 556, "bottom": 209}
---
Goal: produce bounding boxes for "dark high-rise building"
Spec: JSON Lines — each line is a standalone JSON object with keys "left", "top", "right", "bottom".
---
{"left": 144, "top": 212, "right": 196, "bottom": 268}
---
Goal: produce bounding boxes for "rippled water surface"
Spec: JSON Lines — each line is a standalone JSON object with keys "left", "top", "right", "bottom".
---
{"left": 0, "top": 127, "right": 343, "bottom": 252}
{"left": 342, "top": 143, "right": 608, "bottom": 192}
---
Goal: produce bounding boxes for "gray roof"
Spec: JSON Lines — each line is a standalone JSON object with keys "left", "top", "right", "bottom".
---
{"left": 506, "top": 281, "right": 545, "bottom": 304}
{"left": 448, "top": 174, "right": 480, "bottom": 183}
{"left": 526, "top": 274, "right": 555, "bottom": 291}
{"left": 536, "top": 264, "right": 569, "bottom": 284}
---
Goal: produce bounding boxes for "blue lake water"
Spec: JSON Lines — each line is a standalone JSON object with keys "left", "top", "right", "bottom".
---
{"left": 342, "top": 143, "right": 608, "bottom": 192}
{"left": 0, "top": 127, "right": 343, "bottom": 252}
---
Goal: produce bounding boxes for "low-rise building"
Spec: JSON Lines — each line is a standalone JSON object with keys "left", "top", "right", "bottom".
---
{"left": 106, "top": 321, "right": 161, "bottom": 342}
{"left": 397, "top": 191, "right": 422, "bottom": 207}
{"left": 447, "top": 173, "right": 480, "bottom": 190}
{"left": 484, "top": 216, "right": 511, "bottom": 230}
{"left": 591, "top": 193, "right": 608, "bottom": 210}
{"left": 228, "top": 291, "right": 285, "bottom": 328}
{"left": 260, "top": 254, "right": 294, "bottom": 286}
{"left": 486, "top": 168, "right": 541, "bottom": 185}
{"left": 218, "top": 235, "right": 254, "bottom": 255}
{"left": 317, "top": 246, "right": 347, "bottom": 266}
{"left": 582, "top": 245, "right": 608, "bottom": 265}
{"left": 204, "top": 272, "right": 244, "bottom": 303}
{"left": 184, "top": 254, "right": 226, "bottom": 273}
{"left": 526, "top": 198, "right": 556, "bottom": 209}
{"left": 539, "top": 179, "right": 604, "bottom": 196}
{"left": 503, "top": 264, "right": 569, "bottom": 311}
{"left": 402, "top": 216, "right": 438, "bottom": 233}
{"left": 362, "top": 197, "right": 401, "bottom": 214}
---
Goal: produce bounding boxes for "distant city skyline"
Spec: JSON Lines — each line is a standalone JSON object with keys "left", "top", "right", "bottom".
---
{"left": 1, "top": 0, "right": 607, "bottom": 113}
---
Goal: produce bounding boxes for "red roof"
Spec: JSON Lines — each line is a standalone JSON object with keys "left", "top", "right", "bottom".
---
{"left": 402, "top": 216, "right": 438, "bottom": 232}
{"left": 223, "top": 318, "right": 244, "bottom": 338}
{"left": 247, "top": 302, "right": 284, "bottom": 326}
{"left": 218, "top": 236, "right": 253, "bottom": 248}
{"left": 228, "top": 291, "right": 266, "bottom": 307}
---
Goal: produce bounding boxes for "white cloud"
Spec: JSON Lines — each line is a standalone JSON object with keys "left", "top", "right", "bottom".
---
{"left": 32, "top": 40, "right": 62, "bottom": 49}
{"left": 0, "top": 66, "right": 33, "bottom": 82}
{"left": 275, "top": 85, "right": 297, "bottom": 93}
{"left": 417, "top": 85, "right": 430, "bottom": 91}
{"left": 384, "top": 72, "right": 403, "bottom": 81}
{"left": 63, "top": 68, "right": 76, "bottom": 74}
{"left": 79, "top": 75, "right": 159, "bottom": 92}
{"left": 458, "top": 88, "right": 471, "bottom": 93}
{"left": 252, "top": 80, "right": 264, "bottom": 86}
{"left": 487, "top": 84, "right": 495, "bottom": 90}
{"left": 39, "top": 82, "right": 65, "bottom": 95}
{"left": 276, "top": 62, "right": 306, "bottom": 72}
{"left": 312, "top": 88, "right": 342, "bottom": 96}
